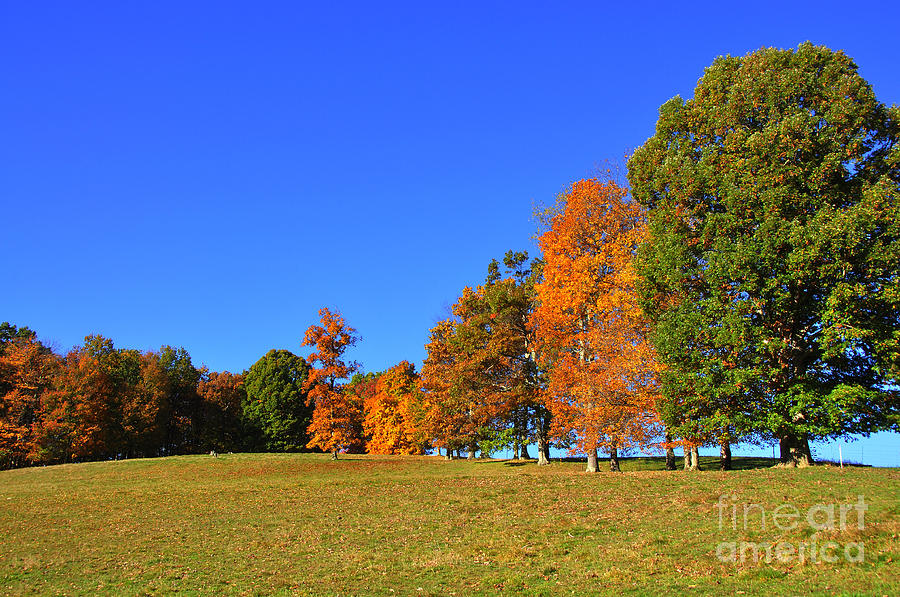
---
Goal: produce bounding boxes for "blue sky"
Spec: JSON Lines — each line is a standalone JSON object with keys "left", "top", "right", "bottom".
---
{"left": 2, "top": 1, "right": 898, "bottom": 465}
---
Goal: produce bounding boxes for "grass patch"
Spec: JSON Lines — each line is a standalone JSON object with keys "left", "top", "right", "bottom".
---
{"left": 1, "top": 454, "right": 897, "bottom": 595}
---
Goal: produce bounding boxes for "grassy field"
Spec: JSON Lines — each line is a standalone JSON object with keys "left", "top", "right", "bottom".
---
{"left": 1, "top": 454, "right": 897, "bottom": 596}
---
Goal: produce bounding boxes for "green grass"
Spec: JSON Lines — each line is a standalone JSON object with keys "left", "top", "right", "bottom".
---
{"left": 1, "top": 454, "right": 897, "bottom": 596}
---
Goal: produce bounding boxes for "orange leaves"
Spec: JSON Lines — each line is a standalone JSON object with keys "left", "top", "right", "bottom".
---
{"left": 363, "top": 361, "right": 426, "bottom": 455}
{"left": 0, "top": 335, "right": 58, "bottom": 466}
{"left": 532, "top": 179, "right": 661, "bottom": 454}
{"left": 302, "top": 308, "right": 361, "bottom": 456}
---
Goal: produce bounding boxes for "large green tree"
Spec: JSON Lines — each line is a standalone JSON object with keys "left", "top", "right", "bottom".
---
{"left": 629, "top": 43, "right": 900, "bottom": 465}
{"left": 243, "top": 349, "right": 312, "bottom": 452}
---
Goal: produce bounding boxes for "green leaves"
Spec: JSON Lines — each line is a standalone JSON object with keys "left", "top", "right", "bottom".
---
{"left": 629, "top": 43, "right": 900, "bottom": 457}
{"left": 243, "top": 349, "right": 312, "bottom": 452}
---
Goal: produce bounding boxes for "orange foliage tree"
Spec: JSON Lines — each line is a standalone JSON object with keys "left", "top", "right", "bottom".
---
{"left": 37, "top": 335, "right": 119, "bottom": 463}
{"left": 363, "top": 361, "right": 427, "bottom": 455}
{"left": 302, "top": 308, "right": 360, "bottom": 459}
{"left": 0, "top": 331, "right": 58, "bottom": 468}
{"left": 340, "top": 372, "right": 375, "bottom": 453}
{"left": 196, "top": 369, "right": 245, "bottom": 452}
{"left": 419, "top": 319, "right": 474, "bottom": 458}
{"left": 419, "top": 289, "right": 506, "bottom": 459}
{"left": 419, "top": 250, "right": 552, "bottom": 462}
{"left": 531, "top": 178, "right": 661, "bottom": 472}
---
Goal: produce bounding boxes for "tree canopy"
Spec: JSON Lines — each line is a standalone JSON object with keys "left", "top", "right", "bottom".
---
{"left": 628, "top": 43, "right": 900, "bottom": 465}
{"left": 302, "top": 308, "right": 361, "bottom": 458}
{"left": 243, "top": 349, "right": 312, "bottom": 452}
{"left": 532, "top": 179, "right": 661, "bottom": 471}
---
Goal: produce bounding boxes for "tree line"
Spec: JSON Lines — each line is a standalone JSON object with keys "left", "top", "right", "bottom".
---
{"left": 3, "top": 43, "right": 897, "bottom": 470}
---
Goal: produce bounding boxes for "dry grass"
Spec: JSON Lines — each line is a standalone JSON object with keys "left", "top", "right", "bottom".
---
{"left": 1, "top": 454, "right": 897, "bottom": 595}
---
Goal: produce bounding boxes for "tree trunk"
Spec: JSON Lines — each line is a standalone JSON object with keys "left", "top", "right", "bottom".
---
{"left": 779, "top": 433, "right": 813, "bottom": 467}
{"left": 536, "top": 410, "right": 551, "bottom": 465}
{"left": 537, "top": 435, "right": 550, "bottom": 466}
{"left": 664, "top": 432, "right": 676, "bottom": 470}
{"left": 467, "top": 444, "right": 476, "bottom": 460}
{"left": 513, "top": 441, "right": 520, "bottom": 460}
{"left": 331, "top": 450, "right": 338, "bottom": 461}
{"left": 683, "top": 446, "right": 693, "bottom": 470}
{"left": 720, "top": 441, "right": 732, "bottom": 471}
{"left": 609, "top": 447, "right": 621, "bottom": 472}
{"left": 690, "top": 446, "right": 701, "bottom": 471}
{"left": 586, "top": 448, "right": 599, "bottom": 473}
{"left": 520, "top": 443, "right": 530, "bottom": 460}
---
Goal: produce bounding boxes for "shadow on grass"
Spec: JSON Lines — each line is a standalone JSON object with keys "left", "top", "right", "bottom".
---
{"left": 481, "top": 455, "right": 781, "bottom": 471}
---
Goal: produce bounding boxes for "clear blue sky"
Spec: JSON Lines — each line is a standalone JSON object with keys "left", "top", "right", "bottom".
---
{"left": 2, "top": 1, "right": 898, "bottom": 465}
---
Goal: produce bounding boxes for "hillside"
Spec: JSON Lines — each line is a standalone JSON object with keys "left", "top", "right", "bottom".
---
{"left": 1, "top": 454, "right": 897, "bottom": 595}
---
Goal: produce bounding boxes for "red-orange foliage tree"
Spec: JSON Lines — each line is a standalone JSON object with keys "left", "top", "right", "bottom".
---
{"left": 196, "top": 369, "right": 246, "bottom": 452}
{"left": 0, "top": 332, "right": 58, "bottom": 468}
{"left": 117, "top": 349, "right": 169, "bottom": 458}
{"left": 419, "top": 290, "right": 505, "bottom": 459}
{"left": 363, "top": 361, "right": 426, "bottom": 455}
{"left": 419, "top": 251, "right": 551, "bottom": 462}
{"left": 38, "top": 335, "right": 119, "bottom": 463}
{"left": 532, "top": 178, "right": 661, "bottom": 472}
{"left": 302, "top": 308, "right": 360, "bottom": 459}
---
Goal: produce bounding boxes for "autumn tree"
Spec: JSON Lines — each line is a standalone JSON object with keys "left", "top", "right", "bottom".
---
{"left": 197, "top": 369, "right": 246, "bottom": 452}
{"left": 302, "top": 308, "right": 360, "bottom": 459}
{"left": 363, "top": 361, "right": 427, "bottom": 455}
{"left": 36, "top": 335, "right": 120, "bottom": 462}
{"left": 429, "top": 284, "right": 519, "bottom": 459}
{"left": 117, "top": 349, "right": 169, "bottom": 458}
{"left": 629, "top": 43, "right": 900, "bottom": 466}
{"left": 532, "top": 178, "right": 661, "bottom": 472}
{"left": 419, "top": 319, "right": 474, "bottom": 458}
{"left": 242, "top": 349, "right": 311, "bottom": 451}
{"left": 0, "top": 327, "right": 57, "bottom": 468}
{"left": 418, "top": 251, "right": 553, "bottom": 462}
{"left": 28, "top": 338, "right": 202, "bottom": 463}
{"left": 340, "top": 372, "right": 375, "bottom": 453}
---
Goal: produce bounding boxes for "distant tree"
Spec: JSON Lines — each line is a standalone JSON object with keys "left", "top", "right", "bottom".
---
{"left": 0, "top": 322, "right": 36, "bottom": 346}
{"left": 117, "top": 349, "right": 168, "bottom": 458}
{"left": 483, "top": 251, "right": 552, "bottom": 464}
{"left": 364, "top": 361, "right": 427, "bottom": 455}
{"left": 197, "top": 369, "right": 246, "bottom": 452}
{"left": 158, "top": 346, "right": 201, "bottom": 454}
{"left": 243, "top": 349, "right": 312, "bottom": 452}
{"left": 0, "top": 331, "right": 57, "bottom": 468}
{"left": 37, "top": 335, "right": 120, "bottom": 462}
{"left": 419, "top": 319, "right": 473, "bottom": 458}
{"left": 302, "top": 308, "right": 360, "bottom": 459}
{"left": 0, "top": 322, "right": 39, "bottom": 398}
{"left": 448, "top": 285, "right": 506, "bottom": 459}
{"left": 532, "top": 178, "right": 661, "bottom": 472}
{"left": 419, "top": 252, "right": 553, "bottom": 462}
{"left": 629, "top": 43, "right": 900, "bottom": 466}
{"left": 341, "top": 372, "right": 376, "bottom": 453}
